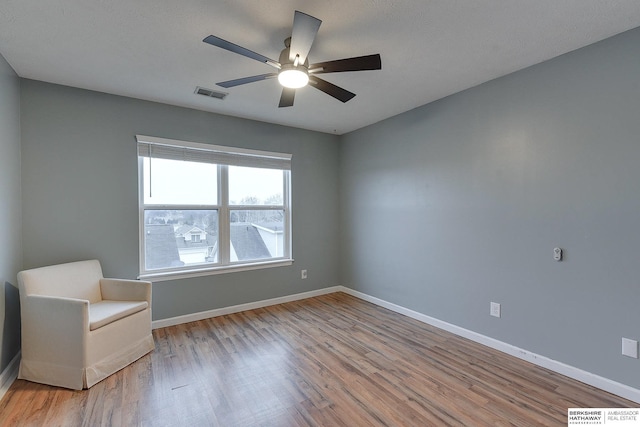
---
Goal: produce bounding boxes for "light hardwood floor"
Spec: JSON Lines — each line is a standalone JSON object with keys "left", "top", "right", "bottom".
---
{"left": 0, "top": 292, "right": 635, "bottom": 426}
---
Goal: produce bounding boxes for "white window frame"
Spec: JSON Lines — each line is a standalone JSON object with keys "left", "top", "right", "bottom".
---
{"left": 137, "top": 135, "right": 292, "bottom": 281}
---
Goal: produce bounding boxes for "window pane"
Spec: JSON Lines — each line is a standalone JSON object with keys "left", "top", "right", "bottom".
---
{"left": 229, "top": 210, "right": 285, "bottom": 261}
{"left": 229, "top": 166, "right": 283, "bottom": 206}
{"left": 143, "top": 158, "right": 217, "bottom": 205}
{"left": 144, "top": 210, "right": 218, "bottom": 270}
{"left": 138, "top": 138, "right": 292, "bottom": 277}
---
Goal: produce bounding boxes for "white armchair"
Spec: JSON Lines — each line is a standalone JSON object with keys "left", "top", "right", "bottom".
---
{"left": 17, "top": 260, "right": 154, "bottom": 390}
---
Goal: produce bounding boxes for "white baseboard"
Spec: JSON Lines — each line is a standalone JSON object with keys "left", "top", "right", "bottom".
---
{"left": 152, "top": 286, "right": 343, "bottom": 329}
{"left": 151, "top": 284, "right": 640, "bottom": 403}
{"left": 339, "top": 286, "right": 640, "bottom": 404}
{"left": 0, "top": 351, "right": 20, "bottom": 401}
{"left": 3, "top": 286, "right": 636, "bottom": 404}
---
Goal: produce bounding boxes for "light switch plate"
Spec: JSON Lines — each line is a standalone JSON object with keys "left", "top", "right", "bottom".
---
{"left": 490, "top": 302, "right": 501, "bottom": 318}
{"left": 622, "top": 338, "right": 638, "bottom": 358}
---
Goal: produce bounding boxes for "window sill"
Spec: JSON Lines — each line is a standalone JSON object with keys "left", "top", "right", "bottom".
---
{"left": 138, "top": 259, "right": 294, "bottom": 282}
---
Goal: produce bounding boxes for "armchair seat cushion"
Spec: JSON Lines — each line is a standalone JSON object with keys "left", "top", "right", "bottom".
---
{"left": 89, "top": 300, "right": 149, "bottom": 331}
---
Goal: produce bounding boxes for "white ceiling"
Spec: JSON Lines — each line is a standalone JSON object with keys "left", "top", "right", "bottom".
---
{"left": 2, "top": 1, "right": 640, "bottom": 135}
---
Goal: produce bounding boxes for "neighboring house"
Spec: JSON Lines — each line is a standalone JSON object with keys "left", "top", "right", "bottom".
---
{"left": 252, "top": 222, "right": 284, "bottom": 258}
{"left": 230, "top": 223, "right": 272, "bottom": 261}
{"left": 145, "top": 223, "right": 218, "bottom": 269}
{"left": 174, "top": 224, "right": 216, "bottom": 265}
{"left": 174, "top": 225, "right": 207, "bottom": 244}
{"left": 144, "top": 224, "right": 184, "bottom": 269}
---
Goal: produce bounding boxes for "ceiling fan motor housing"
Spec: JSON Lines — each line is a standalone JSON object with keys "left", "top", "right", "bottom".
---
{"left": 278, "top": 43, "right": 309, "bottom": 88}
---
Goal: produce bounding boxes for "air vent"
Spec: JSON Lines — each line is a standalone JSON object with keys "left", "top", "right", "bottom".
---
{"left": 194, "top": 86, "right": 227, "bottom": 100}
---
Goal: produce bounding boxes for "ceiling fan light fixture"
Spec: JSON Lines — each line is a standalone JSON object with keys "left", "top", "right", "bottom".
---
{"left": 203, "top": 11, "right": 381, "bottom": 107}
{"left": 278, "top": 65, "right": 309, "bottom": 89}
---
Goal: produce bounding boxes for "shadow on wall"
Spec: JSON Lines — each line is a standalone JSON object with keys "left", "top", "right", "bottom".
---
{"left": 2, "top": 282, "right": 20, "bottom": 370}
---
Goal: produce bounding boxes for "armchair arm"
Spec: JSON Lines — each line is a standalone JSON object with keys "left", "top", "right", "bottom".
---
{"left": 100, "top": 278, "right": 151, "bottom": 304}
{"left": 21, "top": 295, "right": 89, "bottom": 366}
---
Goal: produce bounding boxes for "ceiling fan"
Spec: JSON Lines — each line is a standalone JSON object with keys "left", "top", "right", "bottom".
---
{"left": 203, "top": 10, "right": 382, "bottom": 107}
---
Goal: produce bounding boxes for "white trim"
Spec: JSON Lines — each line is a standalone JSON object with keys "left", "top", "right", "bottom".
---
{"left": 138, "top": 155, "right": 145, "bottom": 277}
{"left": 137, "top": 138, "right": 293, "bottom": 279}
{"left": 149, "top": 284, "right": 640, "bottom": 403}
{"left": 339, "top": 287, "right": 640, "bottom": 404}
{"left": 3, "top": 286, "right": 635, "bottom": 404}
{"left": 151, "top": 286, "right": 342, "bottom": 329}
{"left": 0, "top": 351, "right": 20, "bottom": 401}
{"left": 140, "top": 259, "right": 293, "bottom": 282}
{"left": 136, "top": 134, "right": 292, "bottom": 161}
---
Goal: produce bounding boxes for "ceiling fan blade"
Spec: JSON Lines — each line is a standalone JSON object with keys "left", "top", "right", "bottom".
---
{"left": 308, "top": 76, "right": 356, "bottom": 103}
{"left": 203, "top": 35, "right": 280, "bottom": 69}
{"left": 289, "top": 11, "right": 321, "bottom": 64}
{"left": 278, "top": 88, "right": 296, "bottom": 108}
{"left": 216, "top": 73, "right": 277, "bottom": 88}
{"left": 310, "top": 54, "right": 382, "bottom": 74}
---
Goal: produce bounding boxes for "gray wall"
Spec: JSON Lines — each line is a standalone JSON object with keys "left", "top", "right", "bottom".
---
{"left": 0, "top": 52, "right": 22, "bottom": 372}
{"left": 340, "top": 27, "right": 640, "bottom": 389}
{"left": 20, "top": 80, "right": 340, "bottom": 320}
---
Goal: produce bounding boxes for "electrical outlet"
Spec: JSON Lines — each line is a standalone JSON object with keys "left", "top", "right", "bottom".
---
{"left": 490, "top": 302, "right": 501, "bottom": 318}
{"left": 622, "top": 338, "right": 638, "bottom": 358}
{"left": 301, "top": 269, "right": 308, "bottom": 279}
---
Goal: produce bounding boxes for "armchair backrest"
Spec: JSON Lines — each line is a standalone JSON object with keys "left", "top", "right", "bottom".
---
{"left": 17, "top": 260, "right": 104, "bottom": 303}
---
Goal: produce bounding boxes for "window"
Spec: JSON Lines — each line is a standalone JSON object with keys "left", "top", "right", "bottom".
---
{"left": 137, "top": 135, "right": 292, "bottom": 280}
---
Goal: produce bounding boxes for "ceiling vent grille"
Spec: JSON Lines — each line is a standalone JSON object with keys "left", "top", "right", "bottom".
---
{"left": 194, "top": 86, "right": 228, "bottom": 100}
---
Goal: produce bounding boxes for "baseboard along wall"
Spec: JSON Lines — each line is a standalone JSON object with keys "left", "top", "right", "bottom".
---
{"left": 3, "top": 286, "right": 638, "bottom": 404}
{"left": 0, "top": 351, "right": 20, "bottom": 402}
{"left": 151, "top": 286, "right": 344, "bottom": 329}
{"left": 337, "top": 287, "right": 640, "bottom": 404}
{"left": 152, "top": 285, "right": 640, "bottom": 404}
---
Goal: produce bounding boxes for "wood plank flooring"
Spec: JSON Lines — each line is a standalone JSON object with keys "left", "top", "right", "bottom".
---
{"left": 0, "top": 292, "right": 636, "bottom": 426}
